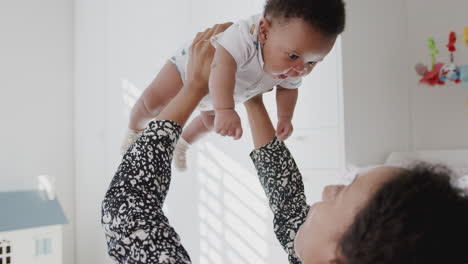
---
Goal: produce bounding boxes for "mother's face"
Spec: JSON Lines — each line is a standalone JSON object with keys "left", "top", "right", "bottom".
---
{"left": 294, "top": 166, "right": 403, "bottom": 264}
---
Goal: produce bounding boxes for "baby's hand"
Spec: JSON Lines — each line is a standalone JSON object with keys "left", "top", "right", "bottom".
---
{"left": 276, "top": 117, "right": 293, "bottom": 141}
{"left": 214, "top": 109, "right": 243, "bottom": 140}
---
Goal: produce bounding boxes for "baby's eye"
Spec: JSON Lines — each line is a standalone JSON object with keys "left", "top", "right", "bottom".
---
{"left": 308, "top": 61, "right": 317, "bottom": 66}
{"left": 288, "top": 54, "right": 299, "bottom": 60}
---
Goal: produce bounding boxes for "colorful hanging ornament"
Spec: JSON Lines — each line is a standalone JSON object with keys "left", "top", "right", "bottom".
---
{"left": 463, "top": 27, "right": 468, "bottom": 47}
{"left": 415, "top": 63, "right": 428, "bottom": 76}
{"left": 439, "top": 31, "right": 460, "bottom": 84}
{"left": 427, "top": 37, "right": 439, "bottom": 70}
{"left": 447, "top": 31, "right": 457, "bottom": 62}
{"left": 459, "top": 65, "right": 468, "bottom": 88}
{"left": 460, "top": 27, "right": 468, "bottom": 87}
{"left": 418, "top": 62, "right": 445, "bottom": 85}
{"left": 415, "top": 37, "right": 444, "bottom": 85}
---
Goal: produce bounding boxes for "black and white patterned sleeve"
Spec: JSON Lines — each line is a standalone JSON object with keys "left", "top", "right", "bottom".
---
{"left": 101, "top": 120, "right": 192, "bottom": 264}
{"left": 250, "top": 138, "right": 310, "bottom": 264}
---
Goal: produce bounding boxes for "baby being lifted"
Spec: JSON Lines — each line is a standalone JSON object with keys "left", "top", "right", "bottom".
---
{"left": 122, "top": 0, "right": 344, "bottom": 171}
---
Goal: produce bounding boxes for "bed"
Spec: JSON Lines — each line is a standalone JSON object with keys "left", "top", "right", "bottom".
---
{"left": 385, "top": 149, "right": 468, "bottom": 191}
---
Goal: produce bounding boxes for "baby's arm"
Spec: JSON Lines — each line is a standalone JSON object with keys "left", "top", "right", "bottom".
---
{"left": 210, "top": 46, "right": 243, "bottom": 139}
{"left": 276, "top": 86, "right": 298, "bottom": 141}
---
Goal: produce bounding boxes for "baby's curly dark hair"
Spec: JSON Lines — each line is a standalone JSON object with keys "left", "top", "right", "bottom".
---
{"left": 338, "top": 163, "right": 468, "bottom": 264}
{"left": 264, "top": 0, "right": 346, "bottom": 36}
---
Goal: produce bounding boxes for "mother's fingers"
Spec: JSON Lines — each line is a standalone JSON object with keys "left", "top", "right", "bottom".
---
{"left": 191, "top": 28, "right": 212, "bottom": 49}
{"left": 212, "top": 22, "right": 233, "bottom": 35}
{"left": 187, "top": 22, "right": 233, "bottom": 85}
{"left": 191, "top": 31, "right": 204, "bottom": 45}
{"left": 200, "top": 27, "right": 214, "bottom": 42}
{"left": 193, "top": 22, "right": 233, "bottom": 46}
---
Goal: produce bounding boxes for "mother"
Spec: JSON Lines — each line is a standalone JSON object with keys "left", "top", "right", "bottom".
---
{"left": 101, "top": 24, "right": 468, "bottom": 264}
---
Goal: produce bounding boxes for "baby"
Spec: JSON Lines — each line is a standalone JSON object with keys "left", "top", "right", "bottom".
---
{"left": 122, "top": 0, "right": 346, "bottom": 170}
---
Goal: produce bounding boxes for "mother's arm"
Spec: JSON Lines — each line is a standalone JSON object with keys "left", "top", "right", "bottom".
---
{"left": 101, "top": 23, "right": 232, "bottom": 264}
{"left": 158, "top": 24, "right": 232, "bottom": 126}
{"left": 245, "top": 95, "right": 310, "bottom": 264}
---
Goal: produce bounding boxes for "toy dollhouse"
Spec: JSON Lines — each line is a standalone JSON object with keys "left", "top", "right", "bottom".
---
{"left": 0, "top": 188, "right": 68, "bottom": 264}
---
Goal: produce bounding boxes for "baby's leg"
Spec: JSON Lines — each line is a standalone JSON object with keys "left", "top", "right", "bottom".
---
{"left": 173, "top": 111, "right": 215, "bottom": 171}
{"left": 183, "top": 111, "right": 215, "bottom": 143}
{"left": 129, "top": 62, "right": 183, "bottom": 131}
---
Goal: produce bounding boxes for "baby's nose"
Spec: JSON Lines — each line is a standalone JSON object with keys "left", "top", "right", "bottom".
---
{"left": 289, "top": 63, "right": 311, "bottom": 77}
{"left": 287, "top": 69, "right": 301, "bottom": 77}
{"left": 294, "top": 62, "right": 306, "bottom": 72}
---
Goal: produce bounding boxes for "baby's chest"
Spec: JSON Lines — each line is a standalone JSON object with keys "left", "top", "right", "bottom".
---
{"left": 235, "top": 61, "right": 280, "bottom": 91}
{"left": 234, "top": 72, "right": 280, "bottom": 97}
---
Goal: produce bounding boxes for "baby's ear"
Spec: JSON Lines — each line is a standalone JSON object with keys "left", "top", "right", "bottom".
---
{"left": 258, "top": 17, "right": 272, "bottom": 43}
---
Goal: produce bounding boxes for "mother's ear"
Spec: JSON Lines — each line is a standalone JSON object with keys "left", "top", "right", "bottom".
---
{"left": 258, "top": 17, "right": 272, "bottom": 46}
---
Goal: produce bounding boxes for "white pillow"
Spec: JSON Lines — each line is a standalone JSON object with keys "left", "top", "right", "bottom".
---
{"left": 386, "top": 151, "right": 468, "bottom": 193}
{"left": 457, "top": 175, "right": 468, "bottom": 192}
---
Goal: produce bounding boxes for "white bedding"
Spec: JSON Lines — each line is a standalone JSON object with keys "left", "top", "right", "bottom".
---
{"left": 385, "top": 149, "right": 468, "bottom": 190}
{"left": 385, "top": 149, "right": 468, "bottom": 175}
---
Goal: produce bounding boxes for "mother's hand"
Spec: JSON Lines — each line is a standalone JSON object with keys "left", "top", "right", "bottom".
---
{"left": 156, "top": 22, "right": 232, "bottom": 127}
{"left": 186, "top": 22, "right": 233, "bottom": 93}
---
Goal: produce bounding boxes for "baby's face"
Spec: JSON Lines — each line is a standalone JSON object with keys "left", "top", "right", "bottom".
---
{"left": 259, "top": 17, "right": 337, "bottom": 80}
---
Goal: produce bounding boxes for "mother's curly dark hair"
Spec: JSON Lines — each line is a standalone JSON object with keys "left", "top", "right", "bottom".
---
{"left": 338, "top": 163, "right": 468, "bottom": 264}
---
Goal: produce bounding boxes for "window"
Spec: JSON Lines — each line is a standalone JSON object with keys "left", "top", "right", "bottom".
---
{"left": 35, "top": 238, "right": 52, "bottom": 256}
{"left": 0, "top": 240, "right": 11, "bottom": 264}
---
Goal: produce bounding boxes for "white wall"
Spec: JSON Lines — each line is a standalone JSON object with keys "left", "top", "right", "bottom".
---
{"left": 74, "top": 1, "right": 344, "bottom": 263}
{"left": 0, "top": 1, "right": 75, "bottom": 263}
{"left": 342, "top": 0, "right": 468, "bottom": 166}
{"left": 341, "top": 0, "right": 411, "bottom": 166}
{"left": 407, "top": 0, "right": 468, "bottom": 150}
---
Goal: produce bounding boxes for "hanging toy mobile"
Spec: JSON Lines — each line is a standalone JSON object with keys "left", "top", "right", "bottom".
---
{"left": 461, "top": 27, "right": 468, "bottom": 88}
{"left": 415, "top": 27, "right": 468, "bottom": 87}
{"left": 415, "top": 37, "right": 445, "bottom": 85}
{"left": 439, "top": 31, "right": 461, "bottom": 84}
{"left": 463, "top": 27, "right": 468, "bottom": 47}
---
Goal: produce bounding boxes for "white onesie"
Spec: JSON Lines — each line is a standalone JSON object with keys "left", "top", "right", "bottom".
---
{"left": 169, "top": 13, "right": 302, "bottom": 111}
